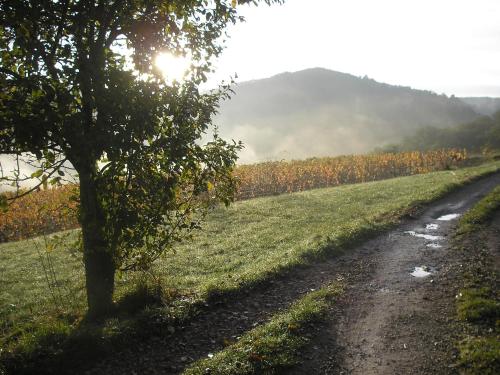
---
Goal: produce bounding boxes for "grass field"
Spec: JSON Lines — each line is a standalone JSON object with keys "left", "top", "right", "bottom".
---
{"left": 1, "top": 161, "right": 500, "bottom": 371}
{"left": 154, "top": 161, "right": 499, "bottom": 297}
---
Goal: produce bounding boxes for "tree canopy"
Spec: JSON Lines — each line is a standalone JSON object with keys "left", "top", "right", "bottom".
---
{"left": 0, "top": 0, "right": 283, "bottom": 317}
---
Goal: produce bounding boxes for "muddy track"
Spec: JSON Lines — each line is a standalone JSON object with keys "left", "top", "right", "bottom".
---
{"left": 83, "top": 173, "right": 500, "bottom": 375}
{"left": 290, "top": 173, "right": 500, "bottom": 375}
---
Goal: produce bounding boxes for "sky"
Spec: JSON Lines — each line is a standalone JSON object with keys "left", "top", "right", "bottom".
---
{"left": 207, "top": 0, "right": 500, "bottom": 97}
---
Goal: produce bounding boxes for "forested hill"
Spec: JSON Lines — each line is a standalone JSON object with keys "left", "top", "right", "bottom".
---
{"left": 214, "top": 68, "right": 480, "bottom": 163}
{"left": 459, "top": 97, "right": 500, "bottom": 116}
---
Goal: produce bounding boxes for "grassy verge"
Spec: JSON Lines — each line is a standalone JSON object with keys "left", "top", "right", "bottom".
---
{"left": 458, "top": 337, "right": 500, "bottom": 375}
{"left": 455, "top": 185, "right": 500, "bottom": 238}
{"left": 454, "top": 187, "right": 500, "bottom": 374}
{"left": 1, "top": 161, "right": 500, "bottom": 373}
{"left": 183, "top": 282, "right": 343, "bottom": 375}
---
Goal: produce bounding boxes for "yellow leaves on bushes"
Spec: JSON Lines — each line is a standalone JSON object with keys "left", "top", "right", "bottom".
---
{"left": 0, "top": 184, "right": 79, "bottom": 242}
{"left": 0, "top": 149, "right": 467, "bottom": 242}
{"left": 234, "top": 149, "right": 467, "bottom": 200}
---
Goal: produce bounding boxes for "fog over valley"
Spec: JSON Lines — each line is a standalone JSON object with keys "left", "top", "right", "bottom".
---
{"left": 214, "top": 68, "right": 494, "bottom": 164}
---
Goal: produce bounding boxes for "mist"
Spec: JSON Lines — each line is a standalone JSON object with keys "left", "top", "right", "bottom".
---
{"left": 214, "top": 68, "right": 481, "bottom": 164}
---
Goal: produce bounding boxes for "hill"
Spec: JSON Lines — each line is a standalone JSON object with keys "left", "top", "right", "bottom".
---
{"left": 377, "top": 111, "right": 500, "bottom": 153}
{"left": 459, "top": 97, "right": 500, "bottom": 116}
{"left": 214, "top": 68, "right": 479, "bottom": 163}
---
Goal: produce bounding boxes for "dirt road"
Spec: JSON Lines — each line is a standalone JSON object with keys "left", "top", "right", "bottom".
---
{"left": 290, "top": 173, "right": 500, "bottom": 374}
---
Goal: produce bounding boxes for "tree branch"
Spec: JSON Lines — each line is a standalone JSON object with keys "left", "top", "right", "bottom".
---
{"left": 49, "top": 0, "right": 71, "bottom": 63}
{"left": 5, "top": 157, "right": 68, "bottom": 201}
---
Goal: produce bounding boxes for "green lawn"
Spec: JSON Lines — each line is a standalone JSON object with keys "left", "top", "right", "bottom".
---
{"left": 156, "top": 161, "right": 500, "bottom": 297}
{"left": 1, "top": 161, "right": 500, "bottom": 370}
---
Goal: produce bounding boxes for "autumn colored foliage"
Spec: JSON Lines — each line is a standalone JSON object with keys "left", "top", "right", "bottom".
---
{"left": 0, "top": 184, "right": 79, "bottom": 242}
{"left": 0, "top": 149, "right": 467, "bottom": 242}
{"left": 234, "top": 149, "right": 467, "bottom": 199}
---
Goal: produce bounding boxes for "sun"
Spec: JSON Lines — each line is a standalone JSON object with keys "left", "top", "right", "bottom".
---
{"left": 154, "top": 52, "right": 191, "bottom": 83}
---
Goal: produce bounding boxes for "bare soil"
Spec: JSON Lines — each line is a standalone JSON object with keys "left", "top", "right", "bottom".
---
{"left": 82, "top": 173, "right": 500, "bottom": 375}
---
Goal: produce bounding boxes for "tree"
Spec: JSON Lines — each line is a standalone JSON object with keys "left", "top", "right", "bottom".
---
{"left": 0, "top": 0, "right": 282, "bottom": 318}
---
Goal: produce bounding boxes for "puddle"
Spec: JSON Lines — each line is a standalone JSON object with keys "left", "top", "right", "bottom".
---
{"left": 411, "top": 266, "right": 432, "bottom": 278}
{"left": 448, "top": 201, "right": 465, "bottom": 210}
{"left": 425, "top": 223, "right": 439, "bottom": 230}
{"left": 437, "top": 213, "right": 461, "bottom": 221}
{"left": 405, "top": 231, "right": 443, "bottom": 241}
{"left": 426, "top": 243, "right": 443, "bottom": 248}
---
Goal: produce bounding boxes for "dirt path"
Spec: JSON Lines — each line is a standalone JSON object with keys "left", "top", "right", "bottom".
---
{"left": 290, "top": 174, "right": 500, "bottom": 375}
{"left": 83, "top": 174, "right": 500, "bottom": 375}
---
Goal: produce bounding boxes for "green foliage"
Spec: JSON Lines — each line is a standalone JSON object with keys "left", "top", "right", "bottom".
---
{"left": 457, "top": 288, "right": 500, "bottom": 324}
{"left": 0, "top": 193, "right": 7, "bottom": 211}
{"left": 455, "top": 185, "right": 500, "bottom": 237}
{"left": 458, "top": 337, "right": 500, "bottom": 375}
{"left": 183, "top": 283, "right": 343, "bottom": 375}
{"left": 0, "top": 0, "right": 249, "bottom": 269}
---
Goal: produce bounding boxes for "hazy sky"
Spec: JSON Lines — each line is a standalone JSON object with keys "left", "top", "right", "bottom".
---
{"left": 209, "top": 0, "right": 500, "bottom": 97}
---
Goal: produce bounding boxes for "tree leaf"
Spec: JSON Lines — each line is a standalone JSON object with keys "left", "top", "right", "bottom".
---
{"left": 31, "top": 170, "right": 43, "bottom": 179}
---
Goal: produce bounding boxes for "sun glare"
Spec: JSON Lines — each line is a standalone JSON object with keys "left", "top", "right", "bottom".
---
{"left": 155, "top": 52, "right": 191, "bottom": 83}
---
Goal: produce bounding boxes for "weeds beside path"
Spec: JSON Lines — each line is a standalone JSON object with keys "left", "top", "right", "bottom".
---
{"left": 454, "top": 188, "right": 500, "bottom": 374}
{"left": 183, "top": 283, "right": 344, "bottom": 375}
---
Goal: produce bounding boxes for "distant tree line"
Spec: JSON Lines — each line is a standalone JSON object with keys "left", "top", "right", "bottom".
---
{"left": 378, "top": 111, "right": 500, "bottom": 154}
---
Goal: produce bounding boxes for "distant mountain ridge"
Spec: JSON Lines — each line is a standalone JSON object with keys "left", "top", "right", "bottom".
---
{"left": 214, "top": 68, "right": 482, "bottom": 163}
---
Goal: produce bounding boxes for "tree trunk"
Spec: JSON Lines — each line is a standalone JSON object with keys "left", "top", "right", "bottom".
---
{"left": 78, "top": 162, "right": 115, "bottom": 319}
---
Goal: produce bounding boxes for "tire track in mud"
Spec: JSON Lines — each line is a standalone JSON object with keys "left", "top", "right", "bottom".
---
{"left": 83, "top": 173, "right": 500, "bottom": 375}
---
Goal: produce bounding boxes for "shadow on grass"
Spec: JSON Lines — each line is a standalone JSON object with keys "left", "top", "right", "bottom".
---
{"left": 1, "top": 220, "right": 388, "bottom": 375}
{"left": 0, "top": 279, "right": 201, "bottom": 375}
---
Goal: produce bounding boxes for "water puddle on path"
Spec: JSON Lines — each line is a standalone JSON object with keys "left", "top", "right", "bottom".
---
{"left": 426, "top": 243, "right": 443, "bottom": 248}
{"left": 411, "top": 266, "right": 433, "bottom": 278}
{"left": 405, "top": 231, "right": 443, "bottom": 241}
{"left": 425, "top": 223, "right": 439, "bottom": 230}
{"left": 437, "top": 213, "right": 461, "bottom": 221}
